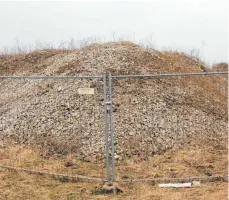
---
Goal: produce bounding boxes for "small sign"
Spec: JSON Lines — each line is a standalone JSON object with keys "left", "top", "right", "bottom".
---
{"left": 78, "top": 88, "right": 95, "bottom": 95}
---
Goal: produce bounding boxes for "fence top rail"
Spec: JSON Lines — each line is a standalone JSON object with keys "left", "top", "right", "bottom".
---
{"left": 0, "top": 75, "right": 103, "bottom": 79}
{"left": 0, "top": 72, "right": 227, "bottom": 79}
{"left": 111, "top": 71, "right": 228, "bottom": 78}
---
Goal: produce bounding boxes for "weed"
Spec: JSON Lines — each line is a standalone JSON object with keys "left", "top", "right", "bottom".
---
{"left": 58, "top": 176, "right": 70, "bottom": 183}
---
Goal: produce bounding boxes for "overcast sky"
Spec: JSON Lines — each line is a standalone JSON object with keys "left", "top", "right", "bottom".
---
{"left": 0, "top": 0, "right": 228, "bottom": 65}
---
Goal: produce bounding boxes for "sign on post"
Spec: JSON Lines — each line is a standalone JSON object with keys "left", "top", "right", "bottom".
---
{"left": 78, "top": 88, "right": 95, "bottom": 95}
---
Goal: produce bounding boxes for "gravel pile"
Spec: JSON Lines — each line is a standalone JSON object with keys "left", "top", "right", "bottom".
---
{"left": 0, "top": 42, "right": 227, "bottom": 160}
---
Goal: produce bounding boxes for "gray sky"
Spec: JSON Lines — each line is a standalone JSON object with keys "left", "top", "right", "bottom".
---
{"left": 0, "top": 0, "right": 228, "bottom": 65}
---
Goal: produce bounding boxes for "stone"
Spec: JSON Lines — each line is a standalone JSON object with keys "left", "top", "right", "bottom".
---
{"left": 102, "top": 182, "right": 122, "bottom": 194}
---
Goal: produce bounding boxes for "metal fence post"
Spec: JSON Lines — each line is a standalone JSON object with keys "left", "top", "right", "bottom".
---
{"left": 103, "top": 75, "right": 110, "bottom": 182}
{"left": 109, "top": 73, "right": 116, "bottom": 181}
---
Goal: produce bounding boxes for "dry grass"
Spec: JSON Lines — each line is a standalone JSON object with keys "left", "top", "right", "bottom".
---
{"left": 117, "top": 134, "right": 227, "bottom": 180}
{"left": 0, "top": 169, "right": 227, "bottom": 200}
{"left": 0, "top": 141, "right": 227, "bottom": 200}
{"left": 0, "top": 144, "right": 106, "bottom": 179}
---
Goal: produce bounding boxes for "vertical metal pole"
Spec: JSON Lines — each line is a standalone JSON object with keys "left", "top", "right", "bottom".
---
{"left": 109, "top": 73, "right": 116, "bottom": 181}
{"left": 103, "top": 75, "right": 110, "bottom": 182}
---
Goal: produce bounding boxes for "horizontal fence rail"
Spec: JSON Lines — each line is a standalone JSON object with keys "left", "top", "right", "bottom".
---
{"left": 0, "top": 164, "right": 227, "bottom": 184}
{"left": 0, "top": 71, "right": 227, "bottom": 80}
{"left": 0, "top": 75, "right": 103, "bottom": 79}
{"left": 118, "top": 175, "right": 229, "bottom": 183}
{"left": 111, "top": 72, "right": 228, "bottom": 78}
{"left": 0, "top": 164, "right": 105, "bottom": 182}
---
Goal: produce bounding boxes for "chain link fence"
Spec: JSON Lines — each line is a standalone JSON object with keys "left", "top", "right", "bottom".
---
{"left": 0, "top": 72, "right": 228, "bottom": 183}
{"left": 110, "top": 72, "right": 228, "bottom": 182}
{"left": 0, "top": 75, "right": 108, "bottom": 181}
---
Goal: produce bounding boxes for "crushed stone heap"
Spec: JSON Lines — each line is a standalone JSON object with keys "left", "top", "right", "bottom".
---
{"left": 0, "top": 42, "right": 228, "bottom": 159}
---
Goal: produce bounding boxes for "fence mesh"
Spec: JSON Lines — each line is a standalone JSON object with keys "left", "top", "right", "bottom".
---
{"left": 0, "top": 73, "right": 228, "bottom": 182}
{"left": 0, "top": 78, "right": 106, "bottom": 180}
{"left": 111, "top": 74, "right": 228, "bottom": 181}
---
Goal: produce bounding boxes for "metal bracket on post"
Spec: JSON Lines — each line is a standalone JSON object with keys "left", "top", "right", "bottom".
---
{"left": 103, "top": 101, "right": 111, "bottom": 106}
